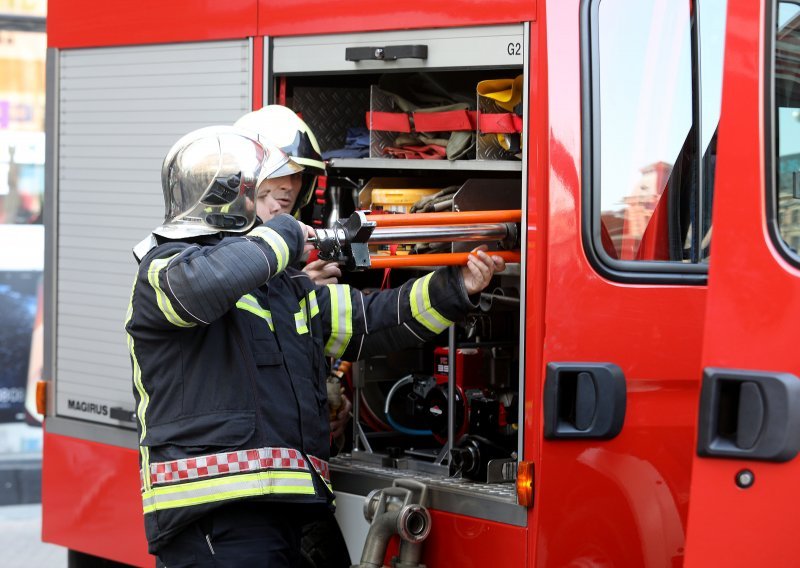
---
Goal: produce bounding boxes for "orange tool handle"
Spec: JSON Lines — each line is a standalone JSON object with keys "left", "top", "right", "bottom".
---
{"left": 369, "top": 250, "right": 521, "bottom": 268}
{"left": 365, "top": 209, "right": 521, "bottom": 227}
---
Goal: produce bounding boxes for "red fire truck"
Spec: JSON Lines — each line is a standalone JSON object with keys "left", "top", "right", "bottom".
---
{"left": 39, "top": 0, "right": 800, "bottom": 566}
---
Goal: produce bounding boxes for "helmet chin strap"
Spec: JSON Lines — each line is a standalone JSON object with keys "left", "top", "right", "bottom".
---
{"left": 291, "top": 174, "right": 318, "bottom": 215}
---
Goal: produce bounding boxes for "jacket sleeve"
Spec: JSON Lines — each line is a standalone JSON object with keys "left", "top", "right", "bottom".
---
{"left": 131, "top": 214, "right": 304, "bottom": 329}
{"left": 316, "top": 267, "right": 478, "bottom": 360}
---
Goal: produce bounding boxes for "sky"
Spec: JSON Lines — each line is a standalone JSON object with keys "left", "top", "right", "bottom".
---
{"left": 597, "top": 0, "right": 727, "bottom": 211}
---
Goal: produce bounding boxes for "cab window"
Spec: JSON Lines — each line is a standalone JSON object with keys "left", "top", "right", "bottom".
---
{"left": 584, "top": 0, "right": 726, "bottom": 280}
{"left": 774, "top": 1, "right": 800, "bottom": 256}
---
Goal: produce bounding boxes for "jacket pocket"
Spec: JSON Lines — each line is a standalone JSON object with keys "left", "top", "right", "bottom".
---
{"left": 253, "top": 350, "right": 283, "bottom": 367}
{"left": 144, "top": 410, "right": 255, "bottom": 448}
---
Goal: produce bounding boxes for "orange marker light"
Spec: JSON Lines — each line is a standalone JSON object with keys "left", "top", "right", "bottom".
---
{"left": 36, "top": 380, "right": 48, "bottom": 416}
{"left": 516, "top": 461, "right": 534, "bottom": 507}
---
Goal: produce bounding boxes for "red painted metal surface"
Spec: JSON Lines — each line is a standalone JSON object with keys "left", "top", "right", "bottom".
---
{"left": 253, "top": 36, "right": 264, "bottom": 110}
{"left": 42, "top": 431, "right": 152, "bottom": 567}
{"left": 531, "top": 1, "right": 706, "bottom": 566}
{"left": 524, "top": 4, "right": 547, "bottom": 561}
{"left": 258, "top": 0, "right": 536, "bottom": 37}
{"left": 419, "top": 510, "right": 526, "bottom": 566}
{"left": 684, "top": 1, "right": 800, "bottom": 565}
{"left": 47, "top": 0, "right": 257, "bottom": 49}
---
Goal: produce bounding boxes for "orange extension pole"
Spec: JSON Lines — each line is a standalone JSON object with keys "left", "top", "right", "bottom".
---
{"left": 365, "top": 209, "right": 522, "bottom": 227}
{"left": 369, "top": 250, "right": 521, "bottom": 268}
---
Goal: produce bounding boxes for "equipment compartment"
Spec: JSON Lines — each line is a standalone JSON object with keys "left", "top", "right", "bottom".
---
{"left": 268, "top": 24, "right": 528, "bottom": 523}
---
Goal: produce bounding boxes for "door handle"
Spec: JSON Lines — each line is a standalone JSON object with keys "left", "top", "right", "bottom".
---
{"left": 544, "top": 362, "right": 626, "bottom": 439}
{"left": 345, "top": 44, "right": 428, "bottom": 62}
{"left": 697, "top": 368, "right": 800, "bottom": 462}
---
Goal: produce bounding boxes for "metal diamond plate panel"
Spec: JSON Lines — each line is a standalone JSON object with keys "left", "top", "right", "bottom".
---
{"left": 293, "top": 87, "right": 370, "bottom": 154}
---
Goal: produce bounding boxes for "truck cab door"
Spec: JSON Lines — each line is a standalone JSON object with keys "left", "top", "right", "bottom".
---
{"left": 535, "top": 1, "right": 725, "bottom": 565}
{"left": 684, "top": 1, "right": 800, "bottom": 565}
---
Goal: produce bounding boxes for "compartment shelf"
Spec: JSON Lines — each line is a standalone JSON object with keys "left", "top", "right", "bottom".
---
{"left": 327, "top": 158, "right": 522, "bottom": 172}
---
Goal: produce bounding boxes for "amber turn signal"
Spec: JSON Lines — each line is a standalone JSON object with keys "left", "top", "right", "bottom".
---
{"left": 36, "top": 380, "right": 48, "bottom": 416}
{"left": 516, "top": 460, "right": 534, "bottom": 507}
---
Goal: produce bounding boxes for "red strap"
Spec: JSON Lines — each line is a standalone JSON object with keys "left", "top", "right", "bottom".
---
{"left": 368, "top": 110, "right": 478, "bottom": 133}
{"left": 367, "top": 111, "right": 412, "bottom": 133}
{"left": 479, "top": 113, "right": 523, "bottom": 134}
{"left": 412, "top": 110, "right": 476, "bottom": 132}
{"left": 383, "top": 145, "right": 447, "bottom": 159}
{"left": 380, "top": 244, "right": 400, "bottom": 290}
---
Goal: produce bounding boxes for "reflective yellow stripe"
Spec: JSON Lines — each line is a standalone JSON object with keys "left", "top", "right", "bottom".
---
{"left": 249, "top": 226, "right": 290, "bottom": 273}
{"left": 325, "top": 284, "right": 352, "bottom": 358}
{"left": 410, "top": 273, "right": 452, "bottom": 334}
{"left": 126, "top": 275, "right": 150, "bottom": 447}
{"left": 235, "top": 294, "right": 274, "bottom": 331}
{"left": 142, "top": 471, "right": 315, "bottom": 513}
{"left": 295, "top": 291, "right": 319, "bottom": 335}
{"left": 127, "top": 274, "right": 152, "bottom": 491}
{"left": 147, "top": 255, "right": 195, "bottom": 328}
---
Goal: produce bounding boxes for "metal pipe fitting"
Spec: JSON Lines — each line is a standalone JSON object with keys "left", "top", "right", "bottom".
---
{"left": 354, "top": 480, "right": 431, "bottom": 568}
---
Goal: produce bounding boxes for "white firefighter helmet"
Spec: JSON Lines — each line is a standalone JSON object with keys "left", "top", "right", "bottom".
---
{"left": 234, "top": 105, "right": 325, "bottom": 214}
{"left": 154, "top": 126, "right": 303, "bottom": 239}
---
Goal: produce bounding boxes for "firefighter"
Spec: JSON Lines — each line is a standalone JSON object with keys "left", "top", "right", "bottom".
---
{"left": 126, "top": 126, "right": 505, "bottom": 567}
{"left": 235, "top": 104, "right": 342, "bottom": 287}
{"left": 237, "top": 106, "right": 356, "bottom": 568}
{"left": 248, "top": 114, "right": 354, "bottom": 568}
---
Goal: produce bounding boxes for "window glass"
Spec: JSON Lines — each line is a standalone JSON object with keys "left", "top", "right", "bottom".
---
{"left": 594, "top": 0, "right": 726, "bottom": 266}
{"left": 775, "top": 1, "right": 800, "bottom": 253}
{"left": 0, "top": 28, "right": 45, "bottom": 224}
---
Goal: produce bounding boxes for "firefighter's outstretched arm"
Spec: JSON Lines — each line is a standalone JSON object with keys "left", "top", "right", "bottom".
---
{"left": 317, "top": 247, "right": 505, "bottom": 360}
{"left": 132, "top": 214, "right": 304, "bottom": 329}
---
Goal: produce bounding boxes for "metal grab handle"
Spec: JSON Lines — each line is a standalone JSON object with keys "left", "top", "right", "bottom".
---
{"left": 367, "top": 223, "right": 515, "bottom": 245}
{"left": 365, "top": 209, "right": 522, "bottom": 227}
{"left": 345, "top": 44, "right": 428, "bottom": 62}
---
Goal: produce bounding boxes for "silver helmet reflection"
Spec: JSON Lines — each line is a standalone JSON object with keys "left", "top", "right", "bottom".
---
{"left": 155, "top": 126, "right": 303, "bottom": 239}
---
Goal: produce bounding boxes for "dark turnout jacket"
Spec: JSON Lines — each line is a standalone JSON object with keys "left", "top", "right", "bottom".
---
{"left": 125, "top": 214, "right": 476, "bottom": 552}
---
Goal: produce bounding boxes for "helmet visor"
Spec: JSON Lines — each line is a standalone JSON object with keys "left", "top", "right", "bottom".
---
{"left": 166, "top": 133, "right": 263, "bottom": 233}
{"left": 157, "top": 127, "right": 303, "bottom": 238}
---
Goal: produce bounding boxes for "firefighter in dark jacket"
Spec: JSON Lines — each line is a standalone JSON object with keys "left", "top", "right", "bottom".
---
{"left": 125, "top": 126, "right": 505, "bottom": 567}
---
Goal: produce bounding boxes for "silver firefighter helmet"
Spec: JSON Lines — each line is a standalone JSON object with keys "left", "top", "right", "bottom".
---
{"left": 154, "top": 125, "right": 303, "bottom": 239}
{"left": 234, "top": 105, "right": 325, "bottom": 214}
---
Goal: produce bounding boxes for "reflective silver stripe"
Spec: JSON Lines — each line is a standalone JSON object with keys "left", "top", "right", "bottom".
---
{"left": 325, "top": 284, "right": 352, "bottom": 358}
{"left": 295, "top": 311, "right": 308, "bottom": 335}
{"left": 295, "top": 291, "right": 319, "bottom": 335}
{"left": 142, "top": 471, "right": 315, "bottom": 513}
{"left": 235, "top": 294, "right": 274, "bottom": 331}
{"left": 306, "top": 291, "right": 319, "bottom": 317}
{"left": 249, "top": 226, "right": 290, "bottom": 272}
{"left": 410, "top": 272, "right": 452, "bottom": 334}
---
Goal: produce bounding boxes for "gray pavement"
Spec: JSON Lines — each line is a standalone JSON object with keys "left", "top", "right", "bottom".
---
{"left": 0, "top": 503, "right": 66, "bottom": 567}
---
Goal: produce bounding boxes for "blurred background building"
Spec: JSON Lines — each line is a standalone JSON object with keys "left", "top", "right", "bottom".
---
{"left": 0, "top": 0, "right": 47, "bottom": 506}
